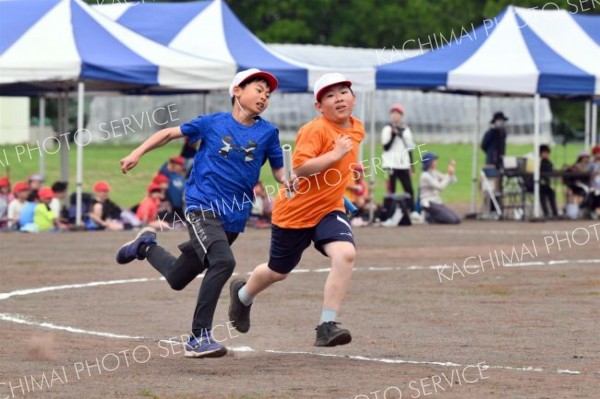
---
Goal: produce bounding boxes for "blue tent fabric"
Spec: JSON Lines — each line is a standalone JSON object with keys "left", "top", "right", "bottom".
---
{"left": 0, "top": 0, "right": 236, "bottom": 95}
{"left": 97, "top": 0, "right": 309, "bottom": 92}
{"left": 375, "top": 6, "right": 600, "bottom": 97}
{"left": 116, "top": 2, "right": 211, "bottom": 47}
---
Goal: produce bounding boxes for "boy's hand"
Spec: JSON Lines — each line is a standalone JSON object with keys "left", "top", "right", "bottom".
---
{"left": 333, "top": 135, "right": 353, "bottom": 159}
{"left": 284, "top": 173, "right": 299, "bottom": 193}
{"left": 120, "top": 154, "right": 140, "bottom": 174}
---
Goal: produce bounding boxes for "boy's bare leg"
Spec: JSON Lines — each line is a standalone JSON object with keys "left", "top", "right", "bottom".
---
{"left": 244, "top": 262, "right": 287, "bottom": 296}
{"left": 322, "top": 241, "right": 355, "bottom": 312}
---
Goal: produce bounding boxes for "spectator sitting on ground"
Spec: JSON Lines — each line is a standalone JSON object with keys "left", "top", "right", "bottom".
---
{"left": 152, "top": 173, "right": 172, "bottom": 217}
{"left": 7, "top": 181, "right": 29, "bottom": 231}
{"left": 419, "top": 153, "right": 460, "bottom": 224}
{"left": 562, "top": 151, "right": 592, "bottom": 211}
{"left": 159, "top": 156, "right": 186, "bottom": 221}
{"left": 19, "top": 190, "right": 39, "bottom": 232}
{"left": 26, "top": 174, "right": 44, "bottom": 202}
{"left": 88, "top": 181, "right": 125, "bottom": 231}
{"left": 136, "top": 183, "right": 165, "bottom": 229}
{"left": 248, "top": 180, "right": 271, "bottom": 228}
{"left": 345, "top": 164, "right": 375, "bottom": 226}
{"left": 589, "top": 146, "right": 600, "bottom": 219}
{"left": 34, "top": 187, "right": 68, "bottom": 232}
{"left": 50, "top": 181, "right": 69, "bottom": 225}
{"left": 0, "top": 176, "right": 11, "bottom": 229}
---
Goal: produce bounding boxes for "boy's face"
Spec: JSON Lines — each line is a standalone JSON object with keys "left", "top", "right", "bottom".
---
{"left": 18, "top": 190, "right": 29, "bottom": 200}
{"left": 29, "top": 180, "right": 41, "bottom": 190}
{"left": 390, "top": 110, "right": 403, "bottom": 125}
{"left": 95, "top": 191, "right": 109, "bottom": 201}
{"left": 315, "top": 84, "right": 355, "bottom": 125}
{"left": 541, "top": 150, "right": 550, "bottom": 158}
{"left": 0, "top": 186, "right": 8, "bottom": 195}
{"left": 170, "top": 162, "right": 185, "bottom": 174}
{"left": 234, "top": 80, "right": 271, "bottom": 115}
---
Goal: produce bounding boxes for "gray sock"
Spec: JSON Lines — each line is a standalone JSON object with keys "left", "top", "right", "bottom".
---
{"left": 319, "top": 308, "right": 337, "bottom": 324}
{"left": 238, "top": 285, "right": 254, "bottom": 306}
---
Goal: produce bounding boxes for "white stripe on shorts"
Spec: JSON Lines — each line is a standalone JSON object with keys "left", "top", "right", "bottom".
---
{"left": 336, "top": 215, "right": 352, "bottom": 231}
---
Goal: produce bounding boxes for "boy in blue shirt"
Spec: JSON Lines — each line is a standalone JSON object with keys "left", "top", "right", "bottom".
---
{"left": 116, "top": 69, "right": 286, "bottom": 359}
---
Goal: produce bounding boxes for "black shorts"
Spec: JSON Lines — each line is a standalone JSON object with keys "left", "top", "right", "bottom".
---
{"left": 180, "top": 210, "right": 238, "bottom": 266}
{"left": 268, "top": 211, "right": 355, "bottom": 274}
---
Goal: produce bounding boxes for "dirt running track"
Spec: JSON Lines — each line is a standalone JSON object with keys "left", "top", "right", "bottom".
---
{"left": 0, "top": 220, "right": 599, "bottom": 399}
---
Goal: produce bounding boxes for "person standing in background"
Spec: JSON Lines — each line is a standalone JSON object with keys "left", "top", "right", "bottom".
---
{"left": 481, "top": 112, "right": 508, "bottom": 169}
{"left": 381, "top": 104, "right": 421, "bottom": 222}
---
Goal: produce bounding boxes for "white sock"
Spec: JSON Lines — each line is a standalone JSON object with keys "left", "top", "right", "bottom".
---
{"left": 238, "top": 285, "right": 254, "bottom": 306}
{"left": 320, "top": 308, "right": 337, "bottom": 324}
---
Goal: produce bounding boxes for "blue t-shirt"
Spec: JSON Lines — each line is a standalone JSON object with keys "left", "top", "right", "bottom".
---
{"left": 19, "top": 201, "right": 36, "bottom": 226}
{"left": 180, "top": 112, "right": 283, "bottom": 233}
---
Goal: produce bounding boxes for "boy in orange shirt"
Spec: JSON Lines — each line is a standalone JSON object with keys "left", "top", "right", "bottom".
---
{"left": 229, "top": 73, "right": 364, "bottom": 347}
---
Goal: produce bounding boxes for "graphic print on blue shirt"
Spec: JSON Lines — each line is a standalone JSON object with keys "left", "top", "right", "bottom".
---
{"left": 180, "top": 113, "right": 283, "bottom": 233}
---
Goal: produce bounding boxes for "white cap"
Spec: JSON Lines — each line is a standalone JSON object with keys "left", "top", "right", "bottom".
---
{"left": 228, "top": 68, "right": 278, "bottom": 97}
{"left": 313, "top": 73, "right": 352, "bottom": 102}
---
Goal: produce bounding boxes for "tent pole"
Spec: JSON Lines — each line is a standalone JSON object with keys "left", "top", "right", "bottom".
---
{"left": 533, "top": 94, "right": 541, "bottom": 219}
{"left": 38, "top": 97, "right": 46, "bottom": 180}
{"left": 592, "top": 102, "right": 598, "bottom": 148}
{"left": 358, "top": 90, "right": 367, "bottom": 161}
{"left": 584, "top": 100, "right": 591, "bottom": 152}
{"left": 469, "top": 95, "right": 481, "bottom": 214}
{"left": 368, "top": 91, "right": 376, "bottom": 224}
{"left": 75, "top": 82, "right": 85, "bottom": 227}
{"left": 59, "top": 93, "right": 69, "bottom": 182}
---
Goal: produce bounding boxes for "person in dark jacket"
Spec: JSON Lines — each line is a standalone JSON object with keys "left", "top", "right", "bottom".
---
{"left": 481, "top": 112, "right": 508, "bottom": 169}
{"left": 539, "top": 144, "right": 558, "bottom": 218}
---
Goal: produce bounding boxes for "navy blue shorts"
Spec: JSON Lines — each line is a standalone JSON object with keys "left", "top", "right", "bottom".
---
{"left": 268, "top": 211, "right": 355, "bottom": 274}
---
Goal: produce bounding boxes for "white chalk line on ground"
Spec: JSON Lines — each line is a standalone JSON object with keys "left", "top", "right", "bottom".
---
{"left": 1, "top": 258, "right": 599, "bottom": 301}
{"left": 1, "top": 262, "right": 592, "bottom": 377}
{"left": 0, "top": 313, "right": 580, "bottom": 376}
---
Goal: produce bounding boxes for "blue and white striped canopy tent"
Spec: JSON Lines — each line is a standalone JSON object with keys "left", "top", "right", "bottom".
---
{"left": 93, "top": 0, "right": 375, "bottom": 92}
{"left": 0, "top": 0, "right": 237, "bottom": 225}
{"left": 376, "top": 6, "right": 600, "bottom": 97}
{"left": 0, "top": 0, "right": 237, "bottom": 95}
{"left": 376, "top": 6, "right": 600, "bottom": 219}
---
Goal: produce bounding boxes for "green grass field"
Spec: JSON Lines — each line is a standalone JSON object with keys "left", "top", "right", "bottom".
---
{"left": 0, "top": 141, "right": 584, "bottom": 208}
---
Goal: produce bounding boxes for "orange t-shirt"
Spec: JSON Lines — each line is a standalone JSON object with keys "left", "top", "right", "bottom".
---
{"left": 272, "top": 115, "right": 365, "bottom": 228}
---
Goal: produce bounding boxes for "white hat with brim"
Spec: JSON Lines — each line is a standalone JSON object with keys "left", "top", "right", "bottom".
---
{"left": 229, "top": 68, "right": 278, "bottom": 97}
{"left": 313, "top": 73, "right": 352, "bottom": 102}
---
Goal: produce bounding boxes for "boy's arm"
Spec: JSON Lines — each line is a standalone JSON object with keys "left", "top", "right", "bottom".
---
{"left": 294, "top": 135, "right": 353, "bottom": 177}
{"left": 121, "top": 127, "right": 184, "bottom": 174}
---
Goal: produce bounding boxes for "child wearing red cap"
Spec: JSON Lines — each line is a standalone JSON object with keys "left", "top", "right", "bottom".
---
{"left": 136, "top": 183, "right": 164, "bottom": 228}
{"left": 34, "top": 187, "right": 66, "bottom": 232}
{"left": 116, "top": 68, "right": 287, "bottom": 358}
{"left": 229, "top": 73, "right": 364, "bottom": 347}
{"left": 0, "top": 176, "right": 11, "bottom": 229}
{"left": 158, "top": 156, "right": 186, "bottom": 221}
{"left": 7, "top": 182, "right": 29, "bottom": 230}
{"left": 88, "top": 181, "right": 125, "bottom": 231}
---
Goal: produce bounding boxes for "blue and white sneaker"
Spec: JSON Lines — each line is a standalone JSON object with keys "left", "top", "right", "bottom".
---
{"left": 115, "top": 227, "right": 157, "bottom": 264}
{"left": 184, "top": 331, "right": 227, "bottom": 358}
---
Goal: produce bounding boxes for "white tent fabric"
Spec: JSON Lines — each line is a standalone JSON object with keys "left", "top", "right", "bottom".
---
{"left": 93, "top": 0, "right": 376, "bottom": 92}
{"left": 0, "top": 0, "right": 236, "bottom": 94}
{"left": 377, "top": 6, "right": 600, "bottom": 96}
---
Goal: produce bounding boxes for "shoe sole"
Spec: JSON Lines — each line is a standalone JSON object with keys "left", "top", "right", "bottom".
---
{"left": 116, "top": 227, "right": 156, "bottom": 264}
{"left": 228, "top": 278, "right": 250, "bottom": 333}
{"left": 184, "top": 347, "right": 228, "bottom": 358}
{"left": 315, "top": 331, "right": 352, "bottom": 347}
